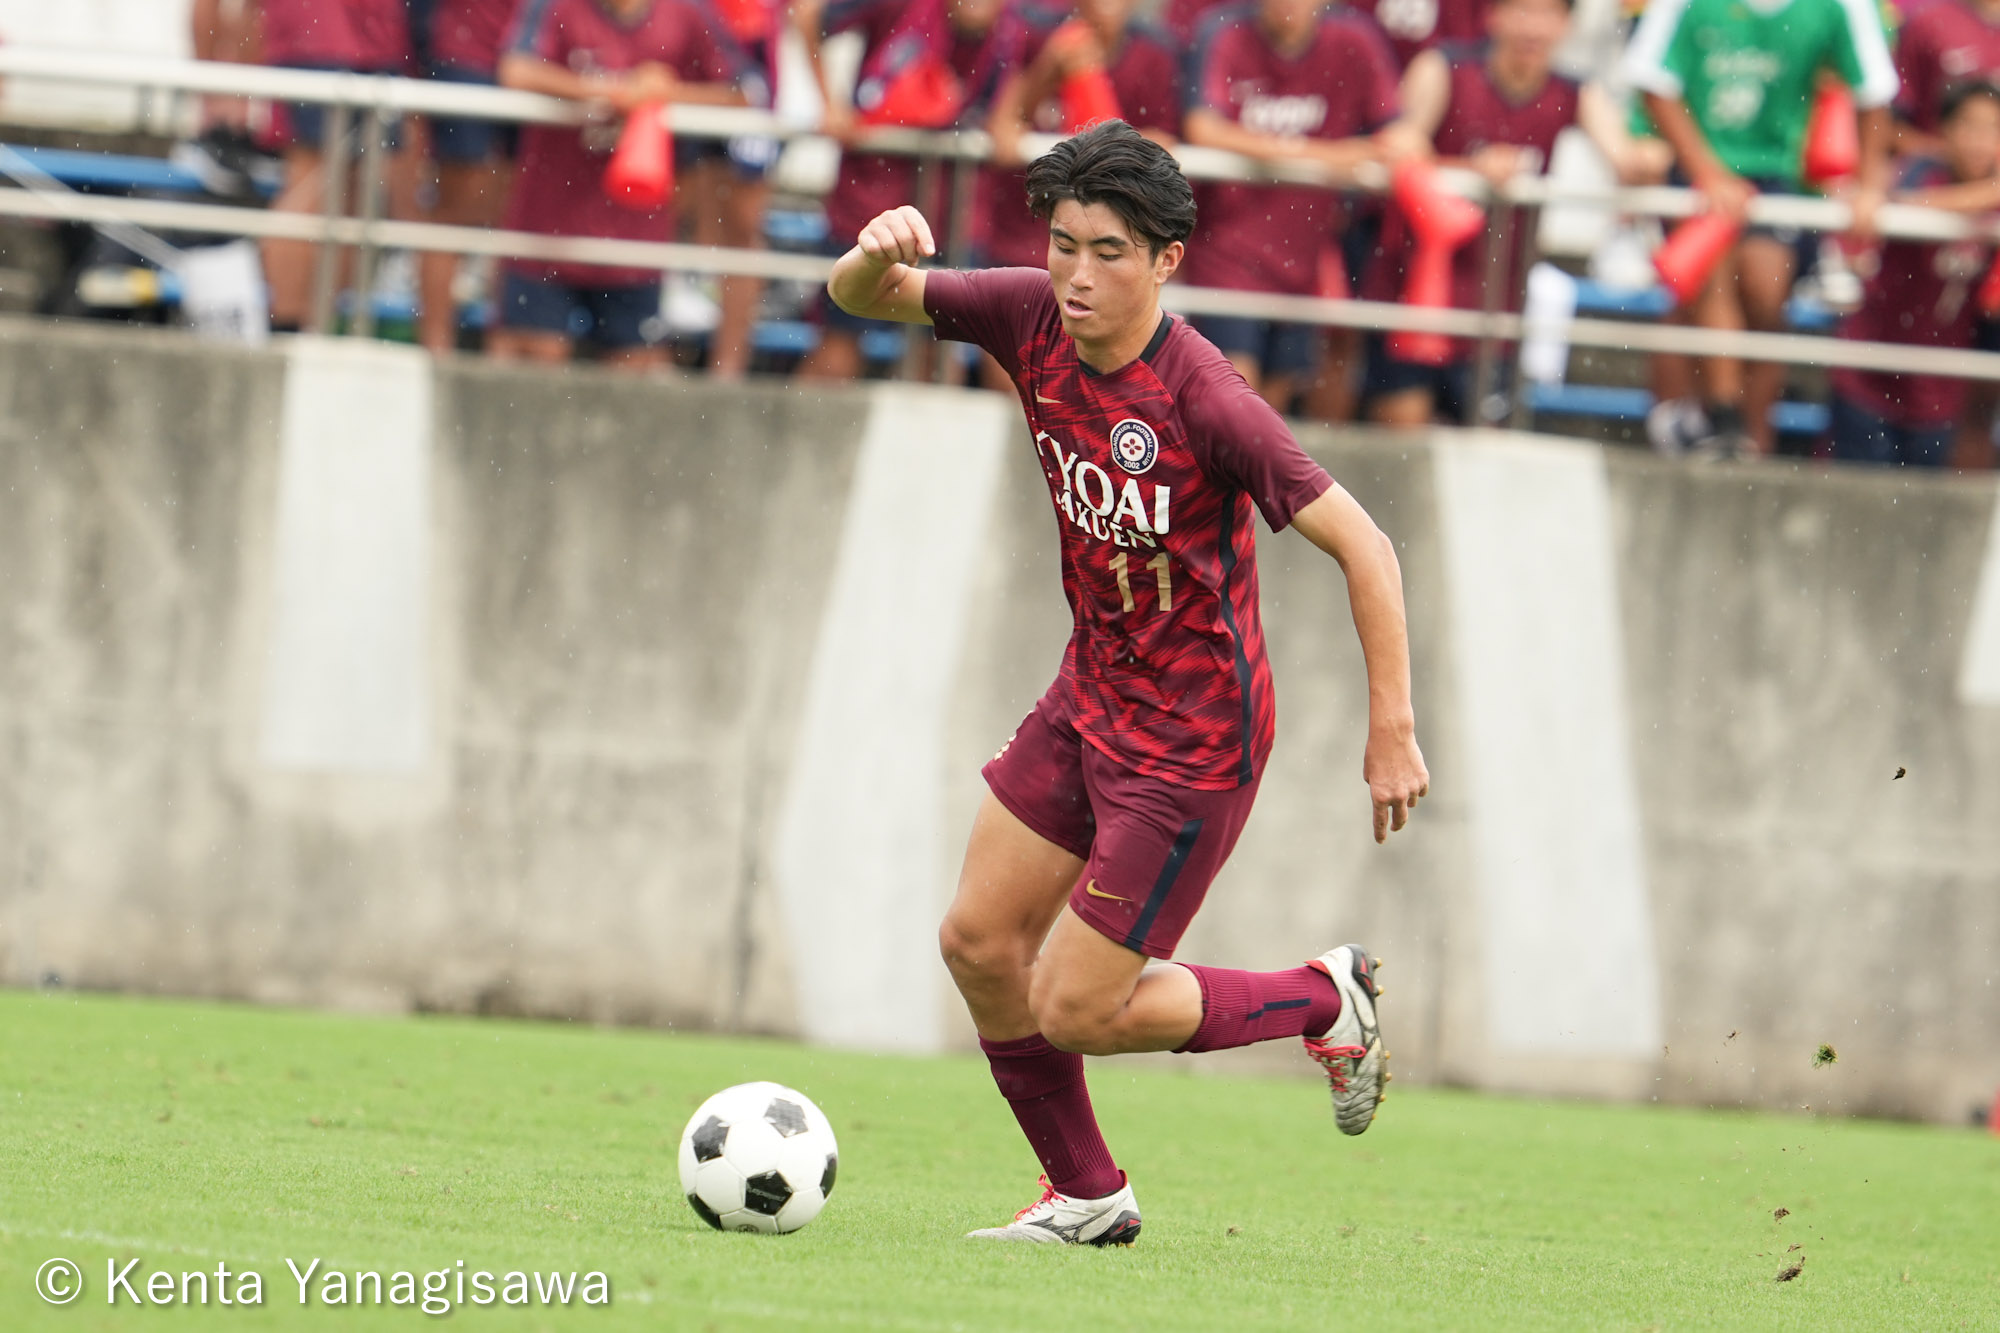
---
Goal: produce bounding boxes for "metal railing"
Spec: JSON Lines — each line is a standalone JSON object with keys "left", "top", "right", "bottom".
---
{"left": 0, "top": 45, "right": 1994, "bottom": 428}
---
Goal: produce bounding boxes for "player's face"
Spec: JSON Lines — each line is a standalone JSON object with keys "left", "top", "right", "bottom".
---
{"left": 1944, "top": 95, "right": 2000, "bottom": 182}
{"left": 1045, "top": 199, "right": 1182, "bottom": 346}
{"left": 1487, "top": 0, "right": 1569, "bottom": 64}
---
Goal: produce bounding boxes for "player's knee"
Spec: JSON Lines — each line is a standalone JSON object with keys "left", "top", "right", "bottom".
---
{"left": 937, "top": 914, "right": 1019, "bottom": 983}
{"left": 1030, "top": 988, "right": 1119, "bottom": 1057}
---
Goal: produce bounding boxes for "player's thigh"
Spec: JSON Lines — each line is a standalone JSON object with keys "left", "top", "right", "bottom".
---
{"left": 943, "top": 697, "right": 1095, "bottom": 959}
{"left": 943, "top": 790, "right": 1087, "bottom": 963}
{"left": 1029, "top": 906, "right": 1150, "bottom": 1034}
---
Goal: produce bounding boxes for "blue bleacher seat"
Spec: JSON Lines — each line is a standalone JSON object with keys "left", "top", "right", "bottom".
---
{"left": 2, "top": 144, "right": 224, "bottom": 196}
{"left": 1527, "top": 382, "right": 1829, "bottom": 436}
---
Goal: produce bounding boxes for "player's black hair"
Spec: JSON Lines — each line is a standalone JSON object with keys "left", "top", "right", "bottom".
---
{"left": 1024, "top": 119, "right": 1197, "bottom": 255}
{"left": 1940, "top": 77, "right": 2000, "bottom": 125}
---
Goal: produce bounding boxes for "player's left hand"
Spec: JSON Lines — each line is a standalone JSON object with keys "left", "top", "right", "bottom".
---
{"left": 1364, "top": 723, "right": 1429, "bottom": 844}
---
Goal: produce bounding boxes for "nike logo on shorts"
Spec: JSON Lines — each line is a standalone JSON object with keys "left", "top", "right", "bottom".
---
{"left": 1083, "top": 880, "right": 1129, "bottom": 902}
{"left": 1036, "top": 393, "right": 1061, "bottom": 405}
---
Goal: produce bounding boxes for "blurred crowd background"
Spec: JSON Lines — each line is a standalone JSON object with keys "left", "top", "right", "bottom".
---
{"left": 0, "top": 0, "right": 1995, "bottom": 467}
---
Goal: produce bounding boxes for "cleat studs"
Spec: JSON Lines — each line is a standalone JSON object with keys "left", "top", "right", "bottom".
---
{"left": 1372, "top": 957, "right": 1384, "bottom": 970}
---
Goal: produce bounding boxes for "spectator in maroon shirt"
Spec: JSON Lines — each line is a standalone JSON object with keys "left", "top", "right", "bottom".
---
{"left": 985, "top": 0, "right": 1183, "bottom": 270}
{"left": 1349, "top": 0, "right": 1488, "bottom": 70}
{"left": 1892, "top": 0, "right": 2000, "bottom": 466}
{"left": 410, "top": 0, "right": 526, "bottom": 355}
{"left": 679, "top": 0, "right": 783, "bottom": 379}
{"left": 1181, "top": 0, "right": 1401, "bottom": 414}
{"left": 259, "top": 0, "right": 416, "bottom": 330}
{"left": 1830, "top": 79, "right": 2000, "bottom": 464}
{"left": 1362, "top": 0, "right": 1668, "bottom": 425}
{"left": 1895, "top": 0, "right": 2000, "bottom": 151}
{"left": 793, "top": 0, "right": 1013, "bottom": 380}
{"left": 493, "top": 0, "right": 759, "bottom": 368}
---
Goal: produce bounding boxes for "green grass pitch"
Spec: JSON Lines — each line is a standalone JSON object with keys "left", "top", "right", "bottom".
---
{"left": 2, "top": 989, "right": 1995, "bottom": 1331}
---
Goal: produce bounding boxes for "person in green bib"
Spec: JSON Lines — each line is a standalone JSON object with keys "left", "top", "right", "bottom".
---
{"left": 1623, "top": 0, "right": 1898, "bottom": 455}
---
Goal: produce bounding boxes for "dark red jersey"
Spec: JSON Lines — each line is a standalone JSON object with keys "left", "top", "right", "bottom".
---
{"left": 822, "top": 0, "right": 1016, "bottom": 246}
{"left": 1182, "top": 8, "right": 1400, "bottom": 295}
{"left": 1832, "top": 158, "right": 1989, "bottom": 425}
{"left": 926, "top": 268, "right": 1334, "bottom": 789}
{"left": 503, "top": 0, "right": 759, "bottom": 285}
{"left": 1895, "top": 0, "right": 2000, "bottom": 132}
{"left": 419, "top": 0, "right": 525, "bottom": 72}
{"left": 1164, "top": 0, "right": 1235, "bottom": 46}
{"left": 1348, "top": 0, "right": 1487, "bottom": 68}
{"left": 1361, "top": 46, "right": 1580, "bottom": 359}
{"left": 976, "top": 14, "right": 1184, "bottom": 269}
{"left": 264, "top": 0, "right": 412, "bottom": 70}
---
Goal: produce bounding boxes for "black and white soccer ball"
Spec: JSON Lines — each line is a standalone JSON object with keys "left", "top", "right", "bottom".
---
{"left": 677, "top": 1081, "right": 838, "bottom": 1234}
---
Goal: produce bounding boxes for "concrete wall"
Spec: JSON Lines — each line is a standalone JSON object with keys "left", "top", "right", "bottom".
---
{"left": 0, "top": 319, "right": 1995, "bottom": 1124}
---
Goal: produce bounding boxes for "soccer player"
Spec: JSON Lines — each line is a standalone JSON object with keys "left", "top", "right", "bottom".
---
{"left": 825, "top": 120, "right": 1430, "bottom": 1243}
{"left": 1182, "top": 0, "right": 1402, "bottom": 415}
{"left": 493, "top": 0, "right": 761, "bottom": 367}
{"left": 1829, "top": 79, "right": 2000, "bottom": 465}
{"left": 1363, "top": 0, "right": 1669, "bottom": 425}
{"left": 258, "top": 0, "right": 416, "bottom": 331}
{"left": 1624, "top": 0, "right": 1898, "bottom": 455}
{"left": 409, "top": 0, "right": 524, "bottom": 354}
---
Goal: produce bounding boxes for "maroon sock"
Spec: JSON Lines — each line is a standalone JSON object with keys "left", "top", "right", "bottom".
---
{"left": 1175, "top": 963, "right": 1341, "bottom": 1053}
{"left": 980, "top": 1033, "right": 1124, "bottom": 1201}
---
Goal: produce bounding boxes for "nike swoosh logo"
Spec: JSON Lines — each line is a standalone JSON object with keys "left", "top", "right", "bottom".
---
{"left": 1036, "top": 393, "right": 1061, "bottom": 405}
{"left": 1083, "top": 880, "right": 1129, "bottom": 902}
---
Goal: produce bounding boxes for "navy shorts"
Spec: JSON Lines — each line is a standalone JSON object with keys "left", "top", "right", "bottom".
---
{"left": 496, "top": 271, "right": 664, "bottom": 349}
{"left": 1361, "top": 333, "right": 1474, "bottom": 420}
{"left": 982, "top": 683, "right": 1261, "bottom": 960}
{"left": 675, "top": 134, "right": 779, "bottom": 181}
{"left": 426, "top": 64, "right": 515, "bottom": 165}
{"left": 1195, "top": 315, "right": 1323, "bottom": 378}
{"left": 1825, "top": 394, "right": 1950, "bottom": 467}
{"left": 274, "top": 63, "right": 403, "bottom": 153}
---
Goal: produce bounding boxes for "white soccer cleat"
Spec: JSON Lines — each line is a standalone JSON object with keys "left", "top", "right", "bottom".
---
{"left": 1303, "top": 944, "right": 1387, "bottom": 1136}
{"left": 965, "top": 1174, "right": 1142, "bottom": 1246}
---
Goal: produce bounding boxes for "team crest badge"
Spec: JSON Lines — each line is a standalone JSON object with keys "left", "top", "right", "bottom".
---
{"left": 1110, "top": 418, "right": 1159, "bottom": 474}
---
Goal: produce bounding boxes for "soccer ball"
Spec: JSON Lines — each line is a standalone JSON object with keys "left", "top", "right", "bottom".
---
{"left": 677, "top": 1081, "right": 838, "bottom": 1234}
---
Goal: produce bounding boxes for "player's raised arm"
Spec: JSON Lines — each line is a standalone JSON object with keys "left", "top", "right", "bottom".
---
{"left": 826, "top": 206, "right": 939, "bottom": 324}
{"left": 1289, "top": 484, "right": 1430, "bottom": 844}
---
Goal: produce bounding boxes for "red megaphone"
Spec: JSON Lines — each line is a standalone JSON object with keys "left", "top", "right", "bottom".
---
{"left": 1977, "top": 249, "right": 2000, "bottom": 316}
{"left": 1802, "top": 84, "right": 1858, "bottom": 185}
{"left": 860, "top": 56, "right": 964, "bottom": 128}
{"left": 1388, "top": 242, "right": 1456, "bottom": 365}
{"left": 1654, "top": 210, "right": 1742, "bottom": 307}
{"left": 1316, "top": 246, "right": 1346, "bottom": 299}
{"left": 604, "top": 103, "right": 673, "bottom": 211}
{"left": 1060, "top": 67, "right": 1120, "bottom": 133}
{"left": 1391, "top": 158, "right": 1485, "bottom": 252}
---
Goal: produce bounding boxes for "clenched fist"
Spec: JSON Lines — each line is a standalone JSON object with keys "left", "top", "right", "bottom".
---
{"left": 856, "top": 206, "right": 937, "bottom": 269}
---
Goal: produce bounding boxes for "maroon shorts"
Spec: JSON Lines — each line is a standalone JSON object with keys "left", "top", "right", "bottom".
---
{"left": 981, "top": 685, "right": 1262, "bottom": 959}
